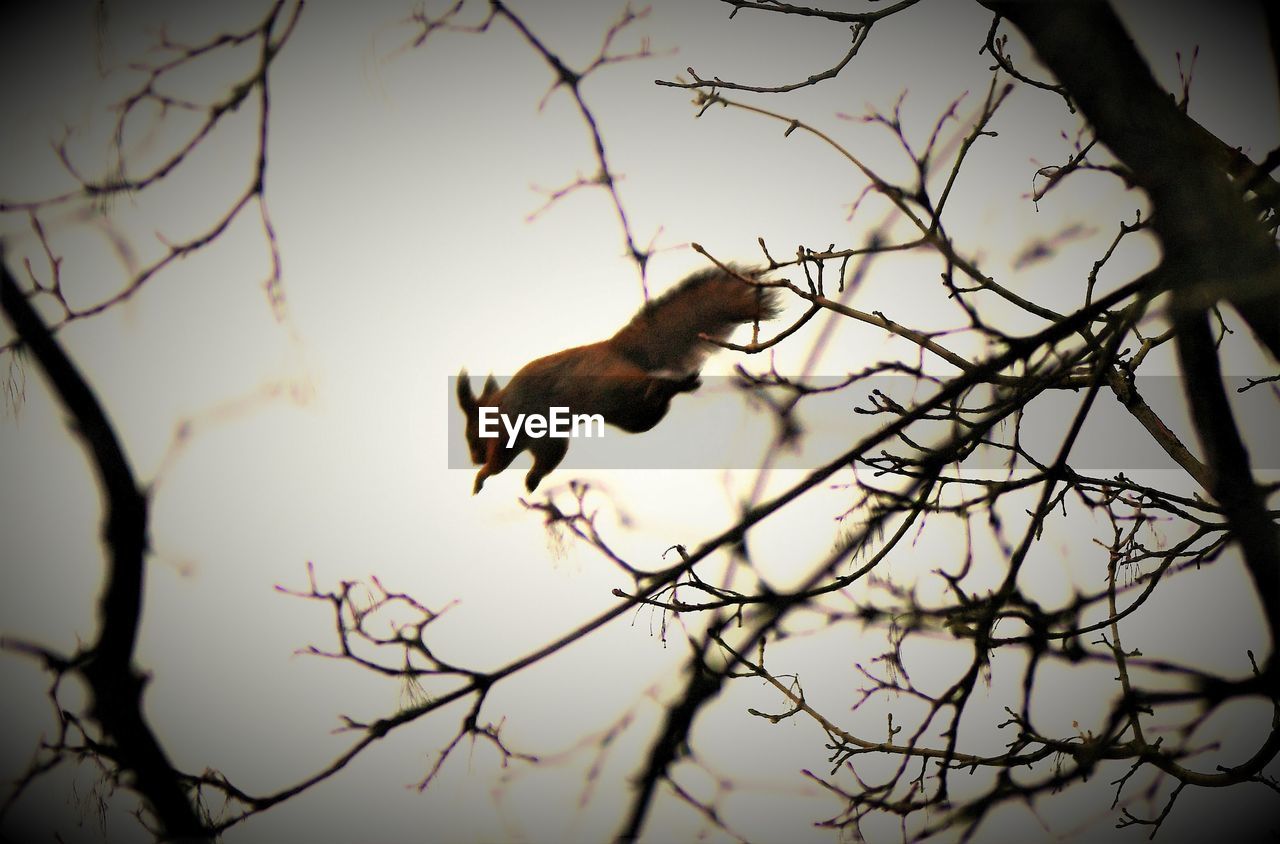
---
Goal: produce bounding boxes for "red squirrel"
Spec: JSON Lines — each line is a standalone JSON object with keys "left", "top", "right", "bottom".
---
{"left": 457, "top": 267, "right": 780, "bottom": 493}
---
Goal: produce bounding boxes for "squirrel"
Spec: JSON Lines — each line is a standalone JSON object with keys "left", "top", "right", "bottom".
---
{"left": 457, "top": 266, "right": 780, "bottom": 494}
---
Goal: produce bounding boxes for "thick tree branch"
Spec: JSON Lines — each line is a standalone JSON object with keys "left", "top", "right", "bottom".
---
{"left": 979, "top": 0, "right": 1280, "bottom": 359}
{"left": 1175, "top": 310, "right": 1280, "bottom": 660}
{"left": 0, "top": 256, "right": 209, "bottom": 841}
{"left": 979, "top": 0, "right": 1280, "bottom": 671}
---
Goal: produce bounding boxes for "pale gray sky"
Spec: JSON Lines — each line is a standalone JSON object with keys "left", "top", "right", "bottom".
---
{"left": 1, "top": 1, "right": 1277, "bottom": 841}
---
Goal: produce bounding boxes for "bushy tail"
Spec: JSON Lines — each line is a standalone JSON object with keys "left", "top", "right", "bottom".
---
{"left": 609, "top": 266, "right": 780, "bottom": 373}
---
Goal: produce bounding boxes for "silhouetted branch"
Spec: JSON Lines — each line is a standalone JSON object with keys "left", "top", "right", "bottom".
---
{"left": 0, "top": 0, "right": 302, "bottom": 354}
{"left": 981, "top": 0, "right": 1280, "bottom": 672}
{"left": 409, "top": 0, "right": 659, "bottom": 289}
{"left": 0, "top": 255, "right": 209, "bottom": 840}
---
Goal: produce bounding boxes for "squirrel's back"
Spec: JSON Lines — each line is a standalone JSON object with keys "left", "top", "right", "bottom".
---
{"left": 609, "top": 267, "right": 780, "bottom": 374}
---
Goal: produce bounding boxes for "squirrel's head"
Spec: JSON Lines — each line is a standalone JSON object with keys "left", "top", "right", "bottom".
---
{"left": 457, "top": 370, "right": 501, "bottom": 463}
{"left": 457, "top": 370, "right": 508, "bottom": 493}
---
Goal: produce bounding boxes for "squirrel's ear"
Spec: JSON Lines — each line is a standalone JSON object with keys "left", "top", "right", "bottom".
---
{"left": 480, "top": 375, "right": 501, "bottom": 403}
{"left": 457, "top": 369, "right": 477, "bottom": 413}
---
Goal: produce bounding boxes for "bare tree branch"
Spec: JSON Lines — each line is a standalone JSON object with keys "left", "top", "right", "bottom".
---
{"left": 0, "top": 255, "right": 210, "bottom": 841}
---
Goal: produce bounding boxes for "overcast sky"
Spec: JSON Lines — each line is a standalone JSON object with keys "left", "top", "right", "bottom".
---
{"left": 2, "top": 1, "right": 1277, "bottom": 841}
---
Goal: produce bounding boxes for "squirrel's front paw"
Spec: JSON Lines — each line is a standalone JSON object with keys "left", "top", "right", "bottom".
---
{"left": 676, "top": 373, "right": 702, "bottom": 392}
